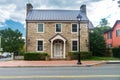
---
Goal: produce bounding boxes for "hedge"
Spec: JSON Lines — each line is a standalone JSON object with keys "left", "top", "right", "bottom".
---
{"left": 112, "top": 47, "right": 120, "bottom": 58}
{"left": 24, "top": 52, "right": 48, "bottom": 60}
{"left": 67, "top": 52, "right": 92, "bottom": 60}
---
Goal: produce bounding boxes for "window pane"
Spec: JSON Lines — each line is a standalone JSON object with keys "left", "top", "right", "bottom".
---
{"left": 56, "top": 24, "right": 61, "bottom": 32}
{"left": 38, "top": 41, "right": 43, "bottom": 51}
{"left": 107, "top": 31, "right": 112, "bottom": 39}
{"left": 72, "top": 24, "right": 77, "bottom": 32}
{"left": 72, "top": 41, "right": 77, "bottom": 51}
{"left": 116, "top": 29, "right": 120, "bottom": 37}
{"left": 38, "top": 24, "right": 43, "bottom": 32}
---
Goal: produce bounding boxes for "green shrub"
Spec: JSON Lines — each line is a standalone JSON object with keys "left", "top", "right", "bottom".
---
{"left": 112, "top": 47, "right": 120, "bottom": 58}
{"left": 104, "top": 48, "right": 113, "bottom": 57}
{"left": 24, "top": 52, "right": 48, "bottom": 60}
{"left": 67, "top": 52, "right": 92, "bottom": 60}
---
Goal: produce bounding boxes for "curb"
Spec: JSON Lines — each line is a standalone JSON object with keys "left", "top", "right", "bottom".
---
{"left": 1, "top": 61, "right": 119, "bottom": 68}
{"left": 0, "top": 62, "right": 106, "bottom": 68}
{"left": 106, "top": 61, "right": 120, "bottom": 64}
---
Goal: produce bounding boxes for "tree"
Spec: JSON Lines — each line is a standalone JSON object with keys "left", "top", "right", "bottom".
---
{"left": 90, "top": 28, "right": 106, "bottom": 56}
{"left": 100, "top": 18, "right": 108, "bottom": 27}
{"left": 89, "top": 18, "right": 111, "bottom": 56}
{"left": 0, "top": 28, "right": 24, "bottom": 53}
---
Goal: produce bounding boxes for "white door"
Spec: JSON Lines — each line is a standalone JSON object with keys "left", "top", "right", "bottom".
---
{"left": 54, "top": 43, "right": 62, "bottom": 58}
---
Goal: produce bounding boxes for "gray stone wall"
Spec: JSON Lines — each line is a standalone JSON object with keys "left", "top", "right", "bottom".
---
{"left": 26, "top": 22, "right": 89, "bottom": 55}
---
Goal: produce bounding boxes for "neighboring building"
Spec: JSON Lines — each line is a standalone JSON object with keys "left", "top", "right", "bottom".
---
{"left": 26, "top": 3, "right": 93, "bottom": 59}
{"left": 104, "top": 20, "right": 120, "bottom": 48}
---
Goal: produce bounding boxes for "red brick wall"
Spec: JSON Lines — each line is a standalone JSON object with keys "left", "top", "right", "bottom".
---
{"left": 112, "top": 23, "right": 120, "bottom": 47}
{"left": 104, "top": 21, "right": 120, "bottom": 48}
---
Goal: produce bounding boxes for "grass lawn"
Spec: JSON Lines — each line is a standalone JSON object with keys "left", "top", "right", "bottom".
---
{"left": 84, "top": 56, "right": 120, "bottom": 61}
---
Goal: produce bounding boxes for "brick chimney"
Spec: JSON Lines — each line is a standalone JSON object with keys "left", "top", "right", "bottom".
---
{"left": 80, "top": 4, "right": 86, "bottom": 15}
{"left": 26, "top": 3, "right": 33, "bottom": 15}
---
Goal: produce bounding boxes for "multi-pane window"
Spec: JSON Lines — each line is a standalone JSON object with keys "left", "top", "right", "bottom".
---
{"left": 72, "top": 24, "right": 77, "bottom": 32}
{"left": 56, "top": 24, "right": 61, "bottom": 32}
{"left": 116, "top": 29, "right": 120, "bottom": 37}
{"left": 107, "top": 31, "right": 112, "bottom": 39}
{"left": 72, "top": 41, "right": 77, "bottom": 51}
{"left": 37, "top": 40, "right": 43, "bottom": 51}
{"left": 38, "top": 23, "right": 43, "bottom": 32}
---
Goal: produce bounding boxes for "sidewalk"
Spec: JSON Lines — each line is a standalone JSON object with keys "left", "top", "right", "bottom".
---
{"left": 0, "top": 60, "right": 106, "bottom": 67}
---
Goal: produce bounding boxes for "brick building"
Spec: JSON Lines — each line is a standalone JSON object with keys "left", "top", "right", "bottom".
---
{"left": 104, "top": 20, "right": 120, "bottom": 48}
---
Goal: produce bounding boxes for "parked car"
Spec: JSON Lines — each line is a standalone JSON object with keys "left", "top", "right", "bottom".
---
{"left": 0, "top": 53, "right": 2, "bottom": 58}
{"left": 1, "top": 52, "right": 11, "bottom": 58}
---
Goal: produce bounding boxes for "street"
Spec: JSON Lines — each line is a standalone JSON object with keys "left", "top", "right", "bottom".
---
{"left": 0, "top": 64, "right": 120, "bottom": 80}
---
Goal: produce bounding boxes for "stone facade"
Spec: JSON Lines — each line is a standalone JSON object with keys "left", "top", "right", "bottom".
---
{"left": 26, "top": 21, "right": 89, "bottom": 59}
{"left": 26, "top": 3, "right": 90, "bottom": 59}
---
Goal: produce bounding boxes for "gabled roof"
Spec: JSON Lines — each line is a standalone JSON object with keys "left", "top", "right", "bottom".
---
{"left": 26, "top": 3, "right": 94, "bottom": 29}
{"left": 49, "top": 33, "right": 67, "bottom": 42}
{"left": 89, "top": 21, "right": 94, "bottom": 29}
{"left": 26, "top": 10, "right": 89, "bottom": 21}
{"left": 104, "top": 20, "right": 120, "bottom": 33}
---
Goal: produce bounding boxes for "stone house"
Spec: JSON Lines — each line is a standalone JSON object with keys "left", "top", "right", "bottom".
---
{"left": 26, "top": 3, "right": 93, "bottom": 59}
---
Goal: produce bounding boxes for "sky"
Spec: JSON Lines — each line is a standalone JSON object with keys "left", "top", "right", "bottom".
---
{"left": 0, "top": 0, "right": 120, "bottom": 37}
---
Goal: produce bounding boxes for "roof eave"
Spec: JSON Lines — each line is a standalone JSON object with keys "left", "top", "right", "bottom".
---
{"left": 26, "top": 20, "right": 89, "bottom": 23}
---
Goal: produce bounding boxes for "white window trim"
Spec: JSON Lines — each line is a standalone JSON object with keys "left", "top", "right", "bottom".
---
{"left": 37, "top": 23, "right": 44, "bottom": 33}
{"left": 55, "top": 23, "right": 62, "bottom": 33}
{"left": 71, "top": 23, "right": 78, "bottom": 33}
{"left": 71, "top": 39, "right": 78, "bottom": 52}
{"left": 36, "top": 39, "right": 44, "bottom": 52}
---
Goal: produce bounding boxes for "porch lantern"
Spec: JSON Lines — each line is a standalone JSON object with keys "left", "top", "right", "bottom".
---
{"left": 77, "top": 13, "right": 82, "bottom": 64}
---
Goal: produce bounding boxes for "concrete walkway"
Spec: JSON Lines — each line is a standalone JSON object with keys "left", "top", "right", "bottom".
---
{"left": 0, "top": 60, "right": 106, "bottom": 67}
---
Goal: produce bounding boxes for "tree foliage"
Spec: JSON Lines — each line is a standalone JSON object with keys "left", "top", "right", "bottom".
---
{"left": 100, "top": 18, "right": 108, "bottom": 26}
{"left": 0, "top": 28, "right": 24, "bottom": 52}
{"left": 90, "top": 18, "right": 111, "bottom": 56}
{"left": 90, "top": 29, "right": 106, "bottom": 56}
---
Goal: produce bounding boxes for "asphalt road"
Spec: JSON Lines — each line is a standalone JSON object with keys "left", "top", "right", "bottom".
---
{"left": 0, "top": 64, "right": 120, "bottom": 80}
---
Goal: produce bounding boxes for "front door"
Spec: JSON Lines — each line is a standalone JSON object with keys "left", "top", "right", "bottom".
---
{"left": 54, "top": 42, "right": 62, "bottom": 58}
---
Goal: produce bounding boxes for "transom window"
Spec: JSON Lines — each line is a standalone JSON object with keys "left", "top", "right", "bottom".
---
{"left": 72, "top": 24, "right": 77, "bottom": 32}
{"left": 72, "top": 40, "right": 78, "bottom": 51}
{"left": 37, "top": 40, "right": 43, "bottom": 51}
{"left": 56, "top": 24, "right": 61, "bottom": 32}
{"left": 116, "top": 29, "right": 120, "bottom": 37}
{"left": 38, "top": 23, "right": 43, "bottom": 32}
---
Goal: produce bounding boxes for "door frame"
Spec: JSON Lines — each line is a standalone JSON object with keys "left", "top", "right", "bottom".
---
{"left": 54, "top": 42, "right": 63, "bottom": 58}
{"left": 49, "top": 34, "right": 67, "bottom": 59}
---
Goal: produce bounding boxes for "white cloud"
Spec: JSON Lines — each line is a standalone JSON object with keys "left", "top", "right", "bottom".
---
{"left": 0, "top": 4, "right": 18, "bottom": 22}
{"left": 87, "top": 0, "right": 120, "bottom": 27}
{"left": 0, "top": 1, "right": 26, "bottom": 24}
{"left": 0, "top": 23, "right": 5, "bottom": 27}
{"left": 0, "top": 0, "right": 120, "bottom": 28}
